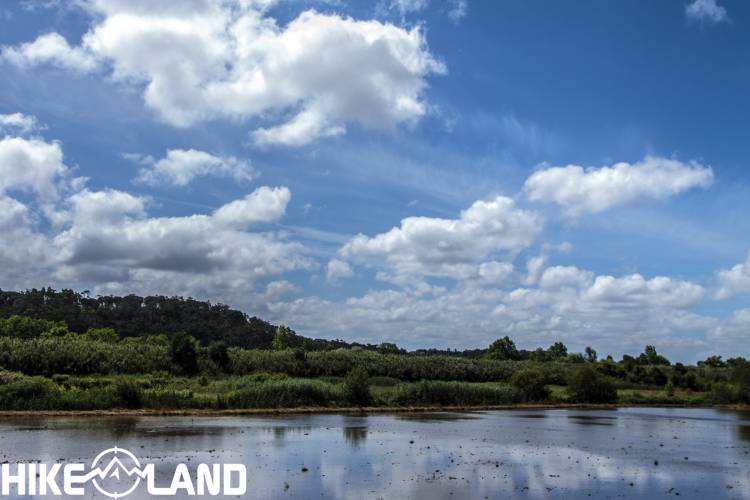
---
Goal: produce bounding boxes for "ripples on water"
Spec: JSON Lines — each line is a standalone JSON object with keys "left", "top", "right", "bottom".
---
{"left": 0, "top": 408, "right": 748, "bottom": 499}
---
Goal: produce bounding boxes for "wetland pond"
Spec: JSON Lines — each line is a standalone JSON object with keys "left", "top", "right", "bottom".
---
{"left": 0, "top": 408, "right": 748, "bottom": 499}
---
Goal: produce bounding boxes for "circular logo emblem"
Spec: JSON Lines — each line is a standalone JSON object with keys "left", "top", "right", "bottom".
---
{"left": 90, "top": 447, "right": 143, "bottom": 499}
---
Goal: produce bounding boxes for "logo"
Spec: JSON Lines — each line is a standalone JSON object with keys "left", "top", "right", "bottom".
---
{"left": 90, "top": 447, "right": 145, "bottom": 498}
{"left": 0, "top": 447, "right": 246, "bottom": 497}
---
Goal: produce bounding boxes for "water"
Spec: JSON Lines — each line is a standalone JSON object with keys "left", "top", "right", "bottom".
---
{"left": 0, "top": 408, "right": 749, "bottom": 499}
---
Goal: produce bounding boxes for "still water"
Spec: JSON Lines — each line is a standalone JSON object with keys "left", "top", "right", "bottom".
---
{"left": 0, "top": 408, "right": 748, "bottom": 499}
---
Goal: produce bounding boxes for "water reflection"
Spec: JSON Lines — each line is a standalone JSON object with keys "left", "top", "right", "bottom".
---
{"left": 395, "top": 411, "right": 481, "bottom": 422}
{"left": 0, "top": 409, "right": 747, "bottom": 499}
{"left": 567, "top": 414, "right": 616, "bottom": 426}
{"left": 738, "top": 425, "right": 750, "bottom": 442}
{"left": 342, "top": 426, "right": 367, "bottom": 446}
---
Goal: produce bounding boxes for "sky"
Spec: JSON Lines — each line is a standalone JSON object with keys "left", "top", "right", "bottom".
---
{"left": 0, "top": 0, "right": 749, "bottom": 362}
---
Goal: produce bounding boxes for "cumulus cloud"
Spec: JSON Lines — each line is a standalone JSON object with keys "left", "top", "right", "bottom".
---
{"left": 3, "top": 1, "right": 444, "bottom": 147}
{"left": 0, "top": 135, "right": 70, "bottom": 201}
{"left": 340, "top": 196, "right": 542, "bottom": 282}
{"left": 326, "top": 258, "right": 354, "bottom": 283}
{"left": 269, "top": 266, "right": 708, "bottom": 355}
{"left": 129, "top": 149, "right": 255, "bottom": 186}
{"left": 0, "top": 112, "right": 41, "bottom": 135}
{"left": 685, "top": 0, "right": 729, "bottom": 24}
{"left": 710, "top": 308, "right": 750, "bottom": 354}
{"left": 523, "top": 156, "right": 713, "bottom": 216}
{"left": 24, "top": 185, "right": 309, "bottom": 310}
{"left": 212, "top": 186, "right": 290, "bottom": 227}
{"left": 0, "top": 113, "right": 311, "bottom": 309}
{"left": 0, "top": 195, "right": 53, "bottom": 289}
{"left": 714, "top": 254, "right": 750, "bottom": 300}
{"left": 54, "top": 185, "right": 296, "bottom": 274}
{"left": 1, "top": 32, "right": 98, "bottom": 72}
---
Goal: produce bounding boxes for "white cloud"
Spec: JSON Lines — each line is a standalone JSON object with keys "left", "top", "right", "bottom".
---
{"left": 447, "top": 0, "right": 467, "bottom": 22}
{"left": 326, "top": 258, "right": 354, "bottom": 283}
{"left": 0, "top": 135, "right": 70, "bottom": 201}
{"left": 381, "top": 0, "right": 466, "bottom": 22}
{"left": 4, "top": 1, "right": 444, "bottom": 147}
{"left": 51, "top": 185, "right": 310, "bottom": 301}
{"left": 251, "top": 108, "right": 346, "bottom": 148}
{"left": 714, "top": 253, "right": 750, "bottom": 300}
{"left": 340, "top": 196, "right": 542, "bottom": 281}
{"left": 582, "top": 274, "right": 704, "bottom": 308}
{"left": 1, "top": 32, "right": 98, "bottom": 72}
{"left": 0, "top": 195, "right": 52, "bottom": 290}
{"left": 523, "top": 254, "right": 547, "bottom": 286}
{"left": 66, "top": 188, "right": 145, "bottom": 224}
{"left": 0, "top": 118, "right": 308, "bottom": 305}
{"left": 130, "top": 149, "right": 255, "bottom": 186}
{"left": 523, "top": 156, "right": 713, "bottom": 216}
{"left": 212, "top": 186, "right": 290, "bottom": 227}
{"left": 0, "top": 113, "right": 40, "bottom": 135}
{"left": 388, "top": 0, "right": 429, "bottom": 15}
{"left": 710, "top": 308, "right": 750, "bottom": 354}
{"left": 269, "top": 267, "right": 708, "bottom": 355}
{"left": 686, "top": 0, "right": 729, "bottom": 24}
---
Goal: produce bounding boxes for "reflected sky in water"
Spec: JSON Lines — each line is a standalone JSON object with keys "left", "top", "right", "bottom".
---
{"left": 0, "top": 408, "right": 748, "bottom": 499}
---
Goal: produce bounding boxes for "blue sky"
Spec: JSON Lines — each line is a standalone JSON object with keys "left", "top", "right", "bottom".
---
{"left": 0, "top": 0, "right": 749, "bottom": 361}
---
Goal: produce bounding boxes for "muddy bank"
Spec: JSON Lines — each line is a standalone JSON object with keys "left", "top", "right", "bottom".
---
{"left": 0, "top": 402, "right": 747, "bottom": 417}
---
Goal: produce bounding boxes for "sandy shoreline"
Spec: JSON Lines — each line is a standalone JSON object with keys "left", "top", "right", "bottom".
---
{"left": 0, "top": 403, "right": 746, "bottom": 417}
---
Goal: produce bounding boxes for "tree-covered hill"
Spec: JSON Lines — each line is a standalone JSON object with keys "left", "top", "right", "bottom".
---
{"left": 0, "top": 288, "right": 351, "bottom": 350}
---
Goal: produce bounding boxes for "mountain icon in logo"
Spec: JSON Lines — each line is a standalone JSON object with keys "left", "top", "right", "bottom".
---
{"left": 88, "top": 447, "right": 146, "bottom": 499}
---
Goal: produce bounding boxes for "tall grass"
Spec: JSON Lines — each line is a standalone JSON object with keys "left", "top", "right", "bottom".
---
{"left": 388, "top": 381, "right": 520, "bottom": 406}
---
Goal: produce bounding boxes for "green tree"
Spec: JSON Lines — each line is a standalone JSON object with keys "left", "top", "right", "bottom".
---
{"left": 487, "top": 336, "right": 520, "bottom": 361}
{"left": 377, "top": 342, "right": 401, "bottom": 355}
{"left": 84, "top": 327, "right": 118, "bottom": 343}
{"left": 699, "top": 355, "right": 725, "bottom": 368}
{"left": 171, "top": 334, "right": 199, "bottom": 375}
{"left": 208, "top": 341, "right": 230, "bottom": 371}
{"left": 343, "top": 367, "right": 373, "bottom": 406}
{"left": 585, "top": 346, "right": 597, "bottom": 363}
{"left": 547, "top": 342, "right": 568, "bottom": 359}
{"left": 567, "top": 364, "right": 617, "bottom": 403}
{"left": 272, "top": 326, "right": 302, "bottom": 350}
{"left": 529, "top": 348, "right": 550, "bottom": 362}
{"left": 731, "top": 360, "right": 750, "bottom": 403}
{"left": 113, "top": 378, "right": 143, "bottom": 409}
{"left": 638, "top": 345, "right": 670, "bottom": 366}
{"left": 510, "top": 368, "right": 550, "bottom": 402}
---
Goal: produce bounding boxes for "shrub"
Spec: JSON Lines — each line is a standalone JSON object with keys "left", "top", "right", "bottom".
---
{"left": 225, "top": 379, "right": 340, "bottom": 408}
{"left": 208, "top": 341, "right": 230, "bottom": 371}
{"left": 665, "top": 380, "right": 676, "bottom": 397}
{"left": 731, "top": 362, "right": 750, "bottom": 403}
{"left": 0, "top": 316, "right": 67, "bottom": 339}
{"left": 144, "top": 389, "right": 195, "bottom": 409}
{"left": 567, "top": 365, "right": 618, "bottom": 403}
{"left": 0, "top": 374, "right": 58, "bottom": 410}
{"left": 343, "top": 367, "right": 373, "bottom": 406}
{"left": 171, "top": 334, "right": 200, "bottom": 376}
{"left": 84, "top": 328, "right": 118, "bottom": 343}
{"left": 510, "top": 368, "right": 550, "bottom": 402}
{"left": 368, "top": 376, "right": 401, "bottom": 387}
{"left": 709, "top": 382, "right": 737, "bottom": 404}
{"left": 113, "top": 378, "right": 144, "bottom": 409}
{"left": 391, "top": 381, "right": 519, "bottom": 406}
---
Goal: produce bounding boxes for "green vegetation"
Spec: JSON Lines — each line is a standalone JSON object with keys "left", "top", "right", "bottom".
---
{"left": 510, "top": 368, "right": 550, "bottom": 402}
{"left": 567, "top": 365, "right": 618, "bottom": 404}
{"left": 0, "top": 288, "right": 747, "bottom": 411}
{"left": 342, "top": 367, "right": 373, "bottom": 406}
